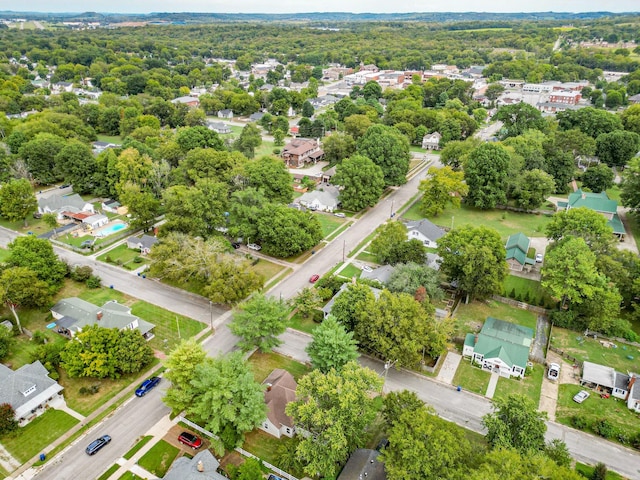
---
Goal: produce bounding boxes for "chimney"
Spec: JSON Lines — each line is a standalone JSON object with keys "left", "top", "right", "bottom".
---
{"left": 266, "top": 383, "right": 272, "bottom": 392}
{"left": 96, "top": 311, "right": 103, "bottom": 321}
{"left": 474, "top": 333, "right": 478, "bottom": 345}
{"left": 197, "top": 460, "right": 204, "bottom": 472}
{"left": 626, "top": 375, "right": 637, "bottom": 401}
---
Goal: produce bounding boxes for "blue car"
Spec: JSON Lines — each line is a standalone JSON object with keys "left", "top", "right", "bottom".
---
{"left": 135, "top": 377, "right": 161, "bottom": 397}
{"left": 86, "top": 435, "right": 111, "bottom": 455}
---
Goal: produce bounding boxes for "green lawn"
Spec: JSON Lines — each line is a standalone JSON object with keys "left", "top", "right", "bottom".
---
{"left": 137, "top": 440, "right": 180, "bottom": 478}
{"left": 254, "top": 140, "right": 277, "bottom": 158}
{"left": 97, "top": 464, "right": 120, "bottom": 480}
{"left": 556, "top": 384, "right": 640, "bottom": 441}
{"left": 502, "top": 275, "right": 552, "bottom": 306}
{"left": 314, "top": 213, "right": 345, "bottom": 238}
{"left": 97, "top": 244, "right": 149, "bottom": 270}
{"left": 123, "top": 435, "right": 153, "bottom": 460}
{"left": 0, "top": 216, "right": 49, "bottom": 235}
{"left": 242, "top": 430, "right": 303, "bottom": 477}
{"left": 452, "top": 360, "right": 491, "bottom": 395}
{"left": 0, "top": 247, "right": 10, "bottom": 262}
{"left": 494, "top": 364, "right": 544, "bottom": 405}
{"left": 96, "top": 134, "right": 122, "bottom": 144}
{"left": 575, "top": 462, "right": 626, "bottom": 480}
{"left": 247, "top": 351, "right": 311, "bottom": 383}
{"left": 339, "top": 264, "right": 362, "bottom": 279}
{"left": 347, "top": 230, "right": 378, "bottom": 257}
{"left": 117, "top": 472, "right": 145, "bottom": 480}
{"left": 454, "top": 300, "right": 538, "bottom": 336}
{"left": 288, "top": 310, "right": 322, "bottom": 335}
{"left": 549, "top": 327, "right": 640, "bottom": 374}
{"left": 0, "top": 409, "right": 79, "bottom": 463}
{"left": 250, "top": 259, "right": 285, "bottom": 283}
{"left": 402, "top": 202, "right": 552, "bottom": 239}
{"left": 355, "top": 251, "right": 378, "bottom": 264}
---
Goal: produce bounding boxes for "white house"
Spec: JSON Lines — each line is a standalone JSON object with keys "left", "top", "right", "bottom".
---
{"left": 217, "top": 109, "right": 233, "bottom": 119}
{"left": 260, "top": 369, "right": 297, "bottom": 439}
{"left": 51, "top": 297, "right": 155, "bottom": 340}
{"left": 422, "top": 132, "right": 442, "bottom": 150}
{"left": 101, "top": 199, "right": 121, "bottom": 213}
{"left": 297, "top": 186, "right": 340, "bottom": 212}
{"left": 82, "top": 214, "right": 109, "bottom": 230}
{"left": 405, "top": 219, "right": 445, "bottom": 248}
{"left": 581, "top": 361, "right": 640, "bottom": 412}
{"left": 0, "top": 361, "right": 64, "bottom": 426}
{"left": 207, "top": 121, "right": 231, "bottom": 134}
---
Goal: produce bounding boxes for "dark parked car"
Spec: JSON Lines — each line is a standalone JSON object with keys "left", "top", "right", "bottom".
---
{"left": 178, "top": 431, "right": 202, "bottom": 449}
{"left": 135, "top": 377, "right": 161, "bottom": 397}
{"left": 231, "top": 242, "right": 241, "bottom": 249}
{"left": 85, "top": 435, "right": 111, "bottom": 455}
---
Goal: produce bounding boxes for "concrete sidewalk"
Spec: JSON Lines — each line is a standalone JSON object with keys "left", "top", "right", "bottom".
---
{"left": 105, "top": 414, "right": 176, "bottom": 480}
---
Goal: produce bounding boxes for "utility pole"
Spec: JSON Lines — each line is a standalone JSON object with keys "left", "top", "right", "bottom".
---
{"left": 342, "top": 239, "right": 346, "bottom": 263}
{"left": 390, "top": 199, "right": 395, "bottom": 218}
{"left": 209, "top": 301, "right": 213, "bottom": 331}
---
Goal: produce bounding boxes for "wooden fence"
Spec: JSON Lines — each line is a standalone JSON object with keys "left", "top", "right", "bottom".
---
{"left": 491, "top": 295, "right": 549, "bottom": 315}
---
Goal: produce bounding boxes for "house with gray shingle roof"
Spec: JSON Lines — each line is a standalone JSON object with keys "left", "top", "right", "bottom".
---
{"left": 51, "top": 298, "right": 154, "bottom": 340}
{"left": 557, "top": 189, "right": 626, "bottom": 239}
{"left": 260, "top": 369, "right": 297, "bottom": 439}
{"left": 505, "top": 232, "right": 535, "bottom": 272}
{"left": 0, "top": 361, "right": 63, "bottom": 426}
{"left": 405, "top": 219, "right": 445, "bottom": 248}
{"left": 361, "top": 265, "right": 396, "bottom": 285}
{"left": 298, "top": 186, "right": 340, "bottom": 212}
{"left": 126, "top": 235, "right": 159, "bottom": 255}
{"left": 463, "top": 317, "right": 533, "bottom": 378}
{"left": 37, "top": 194, "right": 94, "bottom": 220}
{"left": 580, "top": 361, "right": 640, "bottom": 412}
{"left": 322, "top": 283, "right": 382, "bottom": 319}
{"left": 164, "top": 450, "right": 227, "bottom": 480}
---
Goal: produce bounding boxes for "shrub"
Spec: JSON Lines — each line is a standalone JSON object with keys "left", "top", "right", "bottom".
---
{"left": 133, "top": 256, "right": 143, "bottom": 264}
{"left": 32, "top": 331, "right": 47, "bottom": 345}
{"left": 515, "top": 293, "right": 522, "bottom": 301}
{"left": 523, "top": 291, "right": 530, "bottom": 303}
{"left": 593, "top": 418, "right": 615, "bottom": 439}
{"left": 509, "top": 288, "right": 516, "bottom": 298}
{"left": 70, "top": 265, "right": 93, "bottom": 282}
{"left": 105, "top": 255, "right": 112, "bottom": 263}
{"left": 272, "top": 148, "right": 281, "bottom": 155}
{"left": 0, "top": 403, "right": 18, "bottom": 435}
{"left": 86, "top": 275, "right": 102, "bottom": 289}
{"left": 571, "top": 414, "right": 589, "bottom": 430}
{"left": 550, "top": 310, "right": 584, "bottom": 330}
{"left": 592, "top": 462, "right": 607, "bottom": 480}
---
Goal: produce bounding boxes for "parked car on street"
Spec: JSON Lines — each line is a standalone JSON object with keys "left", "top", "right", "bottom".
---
{"left": 135, "top": 377, "right": 161, "bottom": 397}
{"left": 178, "top": 431, "right": 203, "bottom": 449}
{"left": 85, "top": 435, "right": 111, "bottom": 455}
{"left": 309, "top": 274, "right": 320, "bottom": 283}
{"left": 247, "top": 243, "right": 261, "bottom": 251}
{"left": 573, "top": 390, "right": 590, "bottom": 403}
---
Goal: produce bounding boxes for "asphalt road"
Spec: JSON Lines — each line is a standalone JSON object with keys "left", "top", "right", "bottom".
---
{"left": 31, "top": 382, "right": 170, "bottom": 480}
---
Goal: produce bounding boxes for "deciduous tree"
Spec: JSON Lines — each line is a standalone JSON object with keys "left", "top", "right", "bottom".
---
{"left": 596, "top": 130, "right": 640, "bottom": 167}
{"left": 285, "top": 362, "right": 383, "bottom": 478}
{"left": 545, "top": 207, "right": 614, "bottom": 255}
{"left": 494, "top": 102, "right": 545, "bottom": 138}
{"left": 621, "top": 157, "right": 640, "bottom": 214}
{"left": 229, "top": 293, "right": 289, "bottom": 352}
{"left": 291, "top": 287, "right": 322, "bottom": 319}
{"left": 0, "top": 178, "right": 37, "bottom": 227}
{"left": 511, "top": 169, "right": 555, "bottom": 210}
{"left": 233, "top": 123, "right": 262, "bottom": 159}
{"left": 7, "top": 236, "right": 67, "bottom": 288}
{"left": 437, "top": 225, "right": 508, "bottom": 302}
{"left": 357, "top": 124, "right": 410, "bottom": 186}
{"left": 418, "top": 166, "right": 468, "bottom": 216}
{"left": 245, "top": 156, "right": 294, "bottom": 204}
{"left": 386, "top": 262, "right": 444, "bottom": 302}
{"left": 581, "top": 164, "right": 614, "bottom": 192}
{"left": 163, "top": 339, "right": 207, "bottom": 413}
{"left": 332, "top": 155, "right": 385, "bottom": 211}
{"left": 330, "top": 282, "right": 376, "bottom": 331}
{"left": 464, "top": 143, "right": 510, "bottom": 209}
{"left": 0, "top": 267, "right": 50, "bottom": 334}
{"left": 306, "top": 316, "right": 358, "bottom": 373}
{"left": 256, "top": 204, "right": 322, "bottom": 257}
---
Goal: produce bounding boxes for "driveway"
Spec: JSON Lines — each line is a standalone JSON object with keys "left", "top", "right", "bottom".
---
{"left": 530, "top": 314, "right": 549, "bottom": 364}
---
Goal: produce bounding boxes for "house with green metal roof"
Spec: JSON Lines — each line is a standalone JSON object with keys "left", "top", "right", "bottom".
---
{"left": 463, "top": 317, "right": 533, "bottom": 378}
{"left": 505, "top": 232, "right": 535, "bottom": 272}
{"left": 557, "top": 189, "right": 626, "bottom": 239}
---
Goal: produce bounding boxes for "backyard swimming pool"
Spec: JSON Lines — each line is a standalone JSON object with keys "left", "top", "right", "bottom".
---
{"left": 94, "top": 222, "right": 127, "bottom": 237}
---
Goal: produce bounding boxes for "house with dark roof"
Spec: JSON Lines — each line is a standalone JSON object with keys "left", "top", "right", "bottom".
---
{"left": 101, "top": 199, "right": 121, "bottom": 213}
{"left": 581, "top": 361, "right": 640, "bottom": 412}
{"left": 361, "top": 265, "right": 396, "bottom": 285}
{"left": 164, "top": 450, "right": 227, "bottom": 480}
{"left": 260, "top": 369, "right": 297, "bottom": 439}
{"left": 249, "top": 112, "right": 265, "bottom": 122}
{"left": 51, "top": 297, "right": 155, "bottom": 340}
{"left": 37, "top": 194, "right": 94, "bottom": 220}
{"left": 337, "top": 449, "right": 387, "bottom": 480}
{"left": 505, "top": 232, "right": 535, "bottom": 272}
{"left": 126, "top": 234, "right": 159, "bottom": 255}
{"left": 217, "top": 109, "right": 233, "bottom": 119}
{"left": 463, "top": 317, "right": 533, "bottom": 378}
{"left": 0, "top": 361, "right": 64, "bottom": 426}
{"left": 405, "top": 219, "right": 445, "bottom": 248}
{"left": 206, "top": 121, "right": 231, "bottom": 134}
{"left": 557, "top": 189, "right": 625, "bottom": 239}
{"left": 281, "top": 138, "right": 324, "bottom": 168}
{"left": 171, "top": 96, "right": 200, "bottom": 108}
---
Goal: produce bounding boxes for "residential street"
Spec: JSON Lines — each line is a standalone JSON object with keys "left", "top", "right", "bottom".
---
{"left": 30, "top": 383, "right": 170, "bottom": 480}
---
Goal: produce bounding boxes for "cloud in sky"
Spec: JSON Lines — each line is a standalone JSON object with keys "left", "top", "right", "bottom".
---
{"left": 16, "top": 0, "right": 640, "bottom": 14}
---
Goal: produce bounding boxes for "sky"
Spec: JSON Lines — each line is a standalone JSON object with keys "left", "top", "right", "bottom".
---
{"left": 12, "top": 1, "right": 640, "bottom": 15}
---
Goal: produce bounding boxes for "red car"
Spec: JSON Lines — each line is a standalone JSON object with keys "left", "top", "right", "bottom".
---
{"left": 309, "top": 274, "right": 320, "bottom": 283}
{"left": 178, "top": 431, "right": 203, "bottom": 449}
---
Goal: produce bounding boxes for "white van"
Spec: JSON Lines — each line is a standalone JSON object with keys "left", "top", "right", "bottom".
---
{"left": 547, "top": 363, "right": 560, "bottom": 381}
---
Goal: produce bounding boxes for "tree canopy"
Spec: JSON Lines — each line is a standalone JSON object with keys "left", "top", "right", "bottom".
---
{"left": 229, "top": 293, "right": 289, "bottom": 352}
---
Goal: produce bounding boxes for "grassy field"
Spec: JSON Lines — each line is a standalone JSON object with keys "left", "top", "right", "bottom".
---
{"left": 242, "top": 430, "right": 303, "bottom": 478}
{"left": 288, "top": 310, "right": 322, "bottom": 335}
{"left": 250, "top": 259, "right": 286, "bottom": 283}
{"left": 314, "top": 213, "right": 345, "bottom": 238}
{"left": 339, "top": 264, "right": 362, "bottom": 279}
{"left": 452, "top": 360, "right": 491, "bottom": 395}
{"left": 556, "top": 384, "right": 640, "bottom": 440}
{"left": 494, "top": 364, "right": 544, "bottom": 405}
{"left": 454, "top": 300, "right": 538, "bottom": 335}
{"left": 137, "top": 440, "right": 180, "bottom": 478}
{"left": 97, "top": 244, "right": 149, "bottom": 270}
{"left": 502, "top": 275, "right": 552, "bottom": 306}
{"left": 0, "top": 409, "right": 79, "bottom": 463}
{"left": 402, "top": 202, "right": 552, "bottom": 239}
{"left": 549, "top": 327, "right": 640, "bottom": 374}
{"left": 247, "top": 351, "right": 311, "bottom": 382}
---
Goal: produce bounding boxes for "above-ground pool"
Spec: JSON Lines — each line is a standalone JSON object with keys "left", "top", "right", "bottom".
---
{"left": 94, "top": 222, "right": 127, "bottom": 238}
